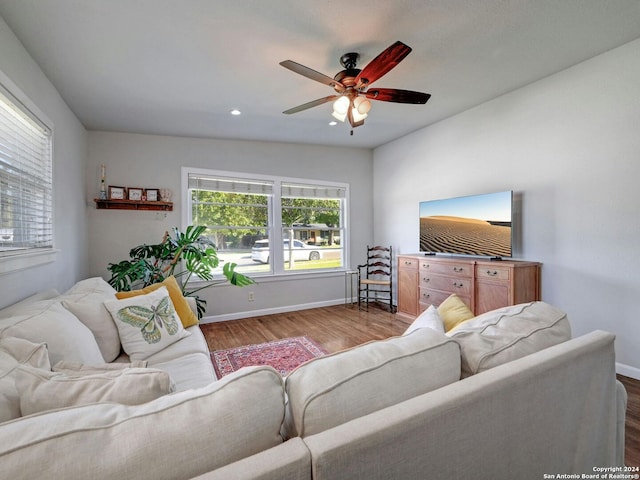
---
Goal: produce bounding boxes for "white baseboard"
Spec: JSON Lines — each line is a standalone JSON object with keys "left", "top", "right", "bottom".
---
{"left": 200, "top": 298, "right": 349, "bottom": 323}
{"left": 616, "top": 362, "right": 640, "bottom": 380}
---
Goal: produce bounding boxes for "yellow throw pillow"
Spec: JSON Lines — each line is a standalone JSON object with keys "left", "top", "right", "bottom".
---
{"left": 115, "top": 276, "right": 199, "bottom": 328}
{"left": 437, "top": 294, "right": 474, "bottom": 332}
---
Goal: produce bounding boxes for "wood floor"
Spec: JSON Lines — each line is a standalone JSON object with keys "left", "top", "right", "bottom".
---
{"left": 618, "top": 374, "right": 640, "bottom": 467}
{"left": 200, "top": 304, "right": 639, "bottom": 467}
{"left": 200, "top": 303, "right": 410, "bottom": 354}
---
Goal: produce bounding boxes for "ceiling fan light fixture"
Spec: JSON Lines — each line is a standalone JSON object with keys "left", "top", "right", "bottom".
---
{"left": 353, "top": 97, "right": 371, "bottom": 114}
{"left": 332, "top": 96, "right": 350, "bottom": 115}
{"left": 351, "top": 108, "right": 368, "bottom": 123}
{"left": 332, "top": 110, "right": 347, "bottom": 122}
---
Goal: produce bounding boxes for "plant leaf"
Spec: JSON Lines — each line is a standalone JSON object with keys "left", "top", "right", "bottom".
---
{"left": 106, "top": 225, "right": 253, "bottom": 314}
{"left": 223, "top": 262, "right": 255, "bottom": 286}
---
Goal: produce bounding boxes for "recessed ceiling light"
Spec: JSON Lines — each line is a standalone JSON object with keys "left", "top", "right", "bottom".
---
{"left": 230, "top": 109, "right": 241, "bottom": 116}
{"left": 329, "top": 121, "right": 337, "bottom": 126}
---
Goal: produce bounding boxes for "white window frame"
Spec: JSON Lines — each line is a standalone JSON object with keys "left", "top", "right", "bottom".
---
{"left": 0, "top": 70, "right": 56, "bottom": 275}
{"left": 182, "top": 167, "right": 350, "bottom": 280}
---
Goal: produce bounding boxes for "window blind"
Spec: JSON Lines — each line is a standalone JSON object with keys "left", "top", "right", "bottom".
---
{"left": 281, "top": 181, "right": 346, "bottom": 199}
{"left": 0, "top": 85, "right": 53, "bottom": 256}
{"left": 188, "top": 173, "right": 273, "bottom": 195}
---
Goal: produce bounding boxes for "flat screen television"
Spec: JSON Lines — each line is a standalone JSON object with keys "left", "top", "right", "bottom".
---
{"left": 419, "top": 190, "right": 513, "bottom": 259}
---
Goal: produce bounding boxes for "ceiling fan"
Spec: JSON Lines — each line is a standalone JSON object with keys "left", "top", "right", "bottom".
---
{"left": 280, "top": 41, "right": 431, "bottom": 132}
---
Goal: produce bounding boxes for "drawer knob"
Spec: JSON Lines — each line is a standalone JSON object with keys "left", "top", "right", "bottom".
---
{"left": 423, "top": 277, "right": 430, "bottom": 282}
{"left": 453, "top": 282, "right": 464, "bottom": 288}
{"left": 422, "top": 293, "right": 430, "bottom": 299}
{"left": 453, "top": 267, "right": 463, "bottom": 272}
{"left": 486, "top": 270, "right": 498, "bottom": 276}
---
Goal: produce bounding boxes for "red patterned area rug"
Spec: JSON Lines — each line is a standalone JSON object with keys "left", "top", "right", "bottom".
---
{"left": 210, "top": 336, "right": 328, "bottom": 378}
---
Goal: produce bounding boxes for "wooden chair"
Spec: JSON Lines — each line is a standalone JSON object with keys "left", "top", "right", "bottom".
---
{"left": 357, "top": 245, "right": 395, "bottom": 312}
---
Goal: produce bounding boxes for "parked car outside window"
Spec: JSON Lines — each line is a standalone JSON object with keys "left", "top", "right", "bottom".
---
{"left": 251, "top": 239, "right": 322, "bottom": 263}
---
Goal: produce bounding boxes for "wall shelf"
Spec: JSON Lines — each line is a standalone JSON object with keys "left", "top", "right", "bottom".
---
{"left": 93, "top": 199, "right": 173, "bottom": 211}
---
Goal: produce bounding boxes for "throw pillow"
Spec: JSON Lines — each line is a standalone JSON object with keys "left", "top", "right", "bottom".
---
{"left": 446, "top": 301, "right": 572, "bottom": 377}
{"left": 437, "top": 294, "right": 474, "bottom": 332}
{"left": 61, "top": 294, "right": 121, "bottom": 362}
{"left": 0, "top": 337, "right": 51, "bottom": 422}
{"left": 0, "top": 301, "right": 105, "bottom": 366}
{"left": 104, "top": 286, "right": 190, "bottom": 361}
{"left": 59, "top": 278, "right": 120, "bottom": 361}
{"left": 404, "top": 305, "right": 445, "bottom": 335}
{"left": 16, "top": 364, "right": 175, "bottom": 416}
{"left": 115, "top": 276, "right": 199, "bottom": 328}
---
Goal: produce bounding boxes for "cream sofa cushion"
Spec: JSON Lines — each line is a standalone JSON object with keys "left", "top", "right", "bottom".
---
{"left": 0, "top": 366, "right": 285, "bottom": 480}
{"left": 0, "top": 337, "right": 50, "bottom": 423}
{"left": 150, "top": 352, "right": 216, "bottom": 391}
{"left": 16, "top": 364, "right": 174, "bottom": 416}
{"left": 447, "top": 301, "right": 571, "bottom": 377}
{"left": 113, "top": 325, "right": 217, "bottom": 390}
{"left": 52, "top": 360, "right": 148, "bottom": 373}
{"left": 104, "top": 287, "right": 190, "bottom": 361}
{"left": 0, "top": 301, "right": 105, "bottom": 366}
{"left": 284, "top": 327, "right": 460, "bottom": 438}
{"left": 144, "top": 324, "right": 211, "bottom": 364}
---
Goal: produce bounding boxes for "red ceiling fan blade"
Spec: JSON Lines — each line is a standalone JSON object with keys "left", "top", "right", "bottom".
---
{"left": 283, "top": 95, "right": 339, "bottom": 114}
{"left": 364, "top": 88, "right": 431, "bottom": 104}
{"left": 354, "top": 41, "right": 412, "bottom": 88}
{"left": 280, "top": 60, "right": 345, "bottom": 90}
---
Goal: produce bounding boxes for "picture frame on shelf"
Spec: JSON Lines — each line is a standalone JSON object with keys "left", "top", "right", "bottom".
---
{"left": 108, "top": 186, "right": 126, "bottom": 200}
{"left": 127, "top": 187, "right": 144, "bottom": 201}
{"left": 145, "top": 188, "right": 159, "bottom": 202}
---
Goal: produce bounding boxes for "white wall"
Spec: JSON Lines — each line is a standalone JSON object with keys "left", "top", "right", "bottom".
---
{"left": 87, "top": 131, "right": 373, "bottom": 319}
{"left": 373, "top": 39, "right": 640, "bottom": 378}
{"left": 0, "top": 17, "right": 88, "bottom": 309}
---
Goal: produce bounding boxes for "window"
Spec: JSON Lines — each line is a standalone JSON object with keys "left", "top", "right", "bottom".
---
{"left": 184, "top": 168, "right": 348, "bottom": 277}
{"left": 0, "top": 75, "right": 54, "bottom": 272}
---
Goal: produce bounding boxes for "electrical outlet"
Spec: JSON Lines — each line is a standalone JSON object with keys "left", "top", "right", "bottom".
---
{"left": 248, "top": 291, "right": 255, "bottom": 302}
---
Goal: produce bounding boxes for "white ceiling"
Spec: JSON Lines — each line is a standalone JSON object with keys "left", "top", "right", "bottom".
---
{"left": 1, "top": 0, "right": 640, "bottom": 149}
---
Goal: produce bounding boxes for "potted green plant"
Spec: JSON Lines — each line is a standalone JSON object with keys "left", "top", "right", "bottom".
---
{"left": 107, "top": 225, "right": 254, "bottom": 318}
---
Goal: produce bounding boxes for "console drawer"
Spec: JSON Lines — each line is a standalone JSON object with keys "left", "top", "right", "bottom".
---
{"left": 420, "top": 288, "right": 470, "bottom": 310}
{"left": 419, "top": 288, "right": 451, "bottom": 308}
{"left": 420, "top": 260, "right": 472, "bottom": 277}
{"left": 399, "top": 257, "right": 419, "bottom": 271}
{"left": 420, "top": 273, "right": 472, "bottom": 296}
{"left": 476, "top": 265, "right": 510, "bottom": 282}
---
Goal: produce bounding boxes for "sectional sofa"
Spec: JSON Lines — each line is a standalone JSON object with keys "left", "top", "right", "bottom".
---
{"left": 0, "top": 277, "right": 627, "bottom": 479}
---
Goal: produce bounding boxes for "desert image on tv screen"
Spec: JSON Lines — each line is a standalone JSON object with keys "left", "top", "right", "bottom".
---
{"left": 419, "top": 191, "right": 512, "bottom": 257}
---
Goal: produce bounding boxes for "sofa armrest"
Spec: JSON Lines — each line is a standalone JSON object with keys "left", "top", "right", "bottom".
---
{"left": 303, "top": 331, "right": 623, "bottom": 480}
{"left": 190, "top": 438, "right": 311, "bottom": 480}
